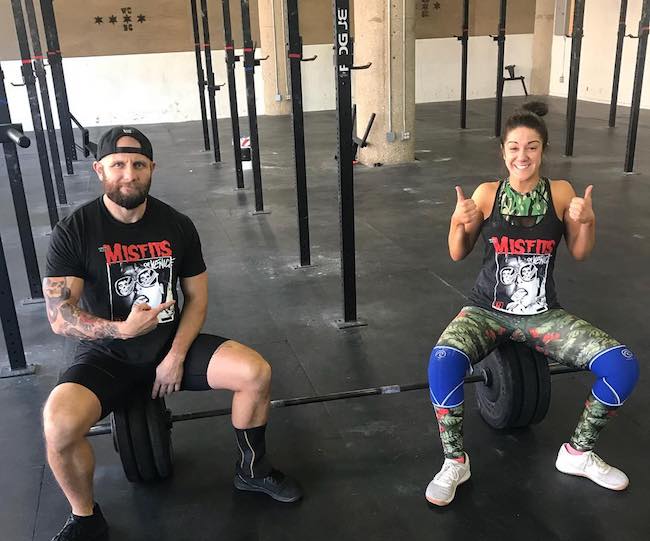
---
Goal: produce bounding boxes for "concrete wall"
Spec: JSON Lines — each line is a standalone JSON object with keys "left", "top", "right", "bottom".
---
{"left": 4, "top": 35, "right": 534, "bottom": 131}
{"left": 531, "top": 0, "right": 555, "bottom": 95}
{"left": 0, "top": 0, "right": 261, "bottom": 61}
{"left": 1, "top": 0, "right": 535, "bottom": 60}
{"left": 549, "top": 0, "right": 650, "bottom": 109}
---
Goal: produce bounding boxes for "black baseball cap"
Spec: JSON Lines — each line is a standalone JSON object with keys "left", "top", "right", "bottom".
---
{"left": 95, "top": 126, "right": 153, "bottom": 161}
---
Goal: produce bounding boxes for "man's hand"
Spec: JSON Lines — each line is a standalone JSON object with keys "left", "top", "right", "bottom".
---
{"left": 152, "top": 351, "right": 185, "bottom": 398}
{"left": 568, "top": 185, "right": 595, "bottom": 225}
{"left": 119, "top": 300, "right": 175, "bottom": 339}
{"left": 452, "top": 186, "right": 480, "bottom": 227}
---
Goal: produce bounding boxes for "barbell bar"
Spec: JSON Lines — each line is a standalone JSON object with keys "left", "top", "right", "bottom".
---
{"left": 87, "top": 361, "right": 581, "bottom": 437}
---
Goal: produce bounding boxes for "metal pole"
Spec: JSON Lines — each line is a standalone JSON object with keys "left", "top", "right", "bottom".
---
{"left": 0, "top": 104, "right": 43, "bottom": 301}
{"left": 286, "top": 0, "right": 311, "bottom": 267}
{"left": 222, "top": 0, "right": 245, "bottom": 190}
{"left": 0, "top": 138, "right": 44, "bottom": 301}
{"left": 189, "top": 0, "right": 211, "bottom": 152}
{"left": 9, "top": 0, "right": 59, "bottom": 229}
{"left": 200, "top": 0, "right": 221, "bottom": 163}
{"left": 624, "top": 0, "right": 649, "bottom": 172}
{"left": 333, "top": 0, "right": 362, "bottom": 327}
{"left": 0, "top": 232, "right": 36, "bottom": 378}
{"left": 39, "top": 0, "right": 76, "bottom": 173}
{"left": 23, "top": 0, "right": 67, "bottom": 205}
{"left": 459, "top": 0, "right": 469, "bottom": 129}
{"left": 565, "top": 0, "right": 586, "bottom": 156}
{"left": 609, "top": 0, "right": 628, "bottom": 127}
{"left": 241, "top": 0, "right": 267, "bottom": 213}
{"left": 494, "top": 0, "right": 507, "bottom": 137}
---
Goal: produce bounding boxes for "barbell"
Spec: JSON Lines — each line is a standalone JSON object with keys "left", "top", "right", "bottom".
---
{"left": 88, "top": 342, "right": 582, "bottom": 483}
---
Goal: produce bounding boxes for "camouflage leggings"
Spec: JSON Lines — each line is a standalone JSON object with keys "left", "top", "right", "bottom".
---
{"left": 437, "top": 305, "right": 620, "bottom": 368}
{"left": 433, "top": 306, "right": 622, "bottom": 458}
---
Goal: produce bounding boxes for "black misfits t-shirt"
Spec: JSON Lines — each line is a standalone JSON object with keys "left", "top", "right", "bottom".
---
{"left": 45, "top": 196, "right": 206, "bottom": 365}
{"left": 468, "top": 179, "right": 565, "bottom": 315}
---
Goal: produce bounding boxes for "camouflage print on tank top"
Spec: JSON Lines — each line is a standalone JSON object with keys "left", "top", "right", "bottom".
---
{"left": 499, "top": 177, "right": 550, "bottom": 226}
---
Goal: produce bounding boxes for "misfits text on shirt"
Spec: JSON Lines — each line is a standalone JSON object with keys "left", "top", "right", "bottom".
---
{"left": 101, "top": 241, "right": 175, "bottom": 323}
{"left": 489, "top": 235, "right": 556, "bottom": 315}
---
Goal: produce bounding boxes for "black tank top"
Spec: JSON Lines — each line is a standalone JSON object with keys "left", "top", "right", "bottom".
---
{"left": 468, "top": 178, "right": 565, "bottom": 314}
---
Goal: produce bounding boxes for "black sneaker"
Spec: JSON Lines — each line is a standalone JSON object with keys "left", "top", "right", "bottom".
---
{"left": 51, "top": 503, "right": 108, "bottom": 541}
{"left": 234, "top": 469, "right": 303, "bottom": 503}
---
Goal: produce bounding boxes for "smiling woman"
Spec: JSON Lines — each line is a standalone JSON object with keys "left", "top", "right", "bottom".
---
{"left": 424, "top": 100, "right": 640, "bottom": 507}
{"left": 501, "top": 101, "right": 548, "bottom": 189}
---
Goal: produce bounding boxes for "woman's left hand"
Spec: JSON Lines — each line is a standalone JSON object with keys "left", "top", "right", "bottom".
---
{"left": 569, "top": 185, "right": 595, "bottom": 225}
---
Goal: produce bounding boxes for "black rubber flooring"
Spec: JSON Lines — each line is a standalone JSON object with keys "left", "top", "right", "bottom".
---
{"left": 1, "top": 96, "right": 649, "bottom": 541}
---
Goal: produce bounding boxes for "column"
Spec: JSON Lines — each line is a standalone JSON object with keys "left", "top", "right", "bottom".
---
{"left": 258, "top": 0, "right": 291, "bottom": 115}
{"left": 354, "top": 0, "right": 415, "bottom": 165}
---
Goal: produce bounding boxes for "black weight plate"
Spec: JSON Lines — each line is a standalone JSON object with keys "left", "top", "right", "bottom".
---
{"left": 111, "top": 409, "right": 142, "bottom": 482}
{"left": 530, "top": 348, "right": 551, "bottom": 425}
{"left": 126, "top": 394, "right": 159, "bottom": 482}
{"left": 145, "top": 397, "right": 174, "bottom": 479}
{"left": 474, "top": 342, "right": 523, "bottom": 429}
{"left": 511, "top": 343, "right": 539, "bottom": 428}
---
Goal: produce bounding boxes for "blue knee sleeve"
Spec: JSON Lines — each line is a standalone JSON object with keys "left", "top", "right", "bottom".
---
{"left": 589, "top": 345, "right": 640, "bottom": 406}
{"left": 428, "top": 346, "right": 471, "bottom": 408}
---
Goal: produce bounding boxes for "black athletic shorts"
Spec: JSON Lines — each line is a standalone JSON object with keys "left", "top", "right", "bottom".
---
{"left": 57, "top": 333, "right": 230, "bottom": 419}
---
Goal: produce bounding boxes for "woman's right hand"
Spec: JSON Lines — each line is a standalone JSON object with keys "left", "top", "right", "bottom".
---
{"left": 452, "top": 186, "right": 480, "bottom": 228}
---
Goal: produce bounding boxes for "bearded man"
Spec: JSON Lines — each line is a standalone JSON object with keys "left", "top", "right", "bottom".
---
{"left": 42, "top": 127, "right": 301, "bottom": 541}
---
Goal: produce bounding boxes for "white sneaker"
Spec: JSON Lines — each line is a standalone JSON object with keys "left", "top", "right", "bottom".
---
{"left": 425, "top": 454, "right": 471, "bottom": 506}
{"left": 555, "top": 444, "right": 629, "bottom": 491}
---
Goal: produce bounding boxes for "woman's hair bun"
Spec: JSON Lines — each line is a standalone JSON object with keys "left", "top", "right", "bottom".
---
{"left": 521, "top": 101, "right": 548, "bottom": 117}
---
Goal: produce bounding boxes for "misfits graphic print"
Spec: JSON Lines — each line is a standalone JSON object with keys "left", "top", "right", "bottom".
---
{"left": 102, "top": 241, "right": 176, "bottom": 323}
{"left": 490, "top": 236, "right": 556, "bottom": 315}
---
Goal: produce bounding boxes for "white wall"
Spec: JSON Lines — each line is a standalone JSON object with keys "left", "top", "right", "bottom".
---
{"left": 3, "top": 50, "right": 265, "bottom": 131}
{"left": 299, "top": 44, "right": 336, "bottom": 112}
{"left": 416, "top": 35, "right": 534, "bottom": 102}
{"left": 298, "top": 37, "right": 534, "bottom": 110}
{"left": 549, "top": 0, "right": 650, "bottom": 108}
{"left": 4, "top": 36, "right": 534, "bottom": 131}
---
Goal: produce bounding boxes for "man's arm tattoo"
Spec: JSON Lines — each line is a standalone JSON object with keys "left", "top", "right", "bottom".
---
{"left": 43, "top": 277, "right": 71, "bottom": 323}
{"left": 43, "top": 277, "right": 123, "bottom": 339}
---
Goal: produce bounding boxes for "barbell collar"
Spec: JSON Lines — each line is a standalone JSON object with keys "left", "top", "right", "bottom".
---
{"left": 88, "top": 424, "right": 112, "bottom": 436}
{"left": 0, "top": 124, "right": 30, "bottom": 148}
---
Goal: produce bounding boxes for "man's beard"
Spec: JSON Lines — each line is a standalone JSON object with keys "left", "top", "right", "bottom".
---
{"left": 102, "top": 175, "right": 151, "bottom": 209}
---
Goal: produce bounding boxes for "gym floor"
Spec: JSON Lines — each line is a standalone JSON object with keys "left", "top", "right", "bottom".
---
{"left": 1, "top": 96, "right": 649, "bottom": 541}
